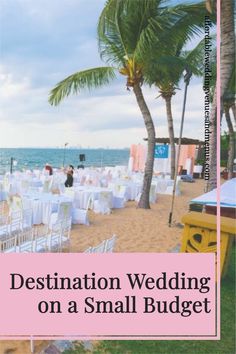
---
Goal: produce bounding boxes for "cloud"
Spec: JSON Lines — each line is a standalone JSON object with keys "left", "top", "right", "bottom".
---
{"left": 0, "top": 0, "right": 206, "bottom": 148}
{"left": 0, "top": 61, "right": 206, "bottom": 147}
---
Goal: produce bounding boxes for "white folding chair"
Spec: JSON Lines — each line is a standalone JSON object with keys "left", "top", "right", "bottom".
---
{"left": 42, "top": 178, "right": 53, "bottom": 193}
{"left": 8, "top": 195, "right": 23, "bottom": 212}
{"left": 9, "top": 210, "right": 22, "bottom": 234}
{"left": 104, "top": 235, "right": 117, "bottom": 253}
{"left": 112, "top": 185, "right": 127, "bottom": 209}
{"left": 135, "top": 184, "right": 157, "bottom": 204}
{"left": 93, "top": 192, "right": 112, "bottom": 215}
{"left": 89, "top": 240, "right": 106, "bottom": 253}
{"left": 33, "top": 225, "right": 49, "bottom": 252}
{"left": 61, "top": 217, "right": 72, "bottom": 250}
{"left": 0, "top": 234, "right": 17, "bottom": 253}
{"left": 156, "top": 180, "right": 168, "bottom": 194}
{"left": 48, "top": 221, "right": 63, "bottom": 252}
{"left": 22, "top": 208, "right": 33, "bottom": 230}
{"left": 72, "top": 196, "right": 92, "bottom": 225}
{"left": 149, "top": 184, "right": 157, "bottom": 204}
{"left": 165, "top": 180, "right": 181, "bottom": 196}
{"left": 49, "top": 202, "right": 72, "bottom": 227}
{"left": 18, "top": 228, "right": 34, "bottom": 253}
{"left": 0, "top": 214, "right": 9, "bottom": 237}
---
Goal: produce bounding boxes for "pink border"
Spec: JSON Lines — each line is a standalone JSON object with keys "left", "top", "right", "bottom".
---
{"left": 0, "top": 252, "right": 217, "bottom": 340}
{"left": 0, "top": 2, "right": 221, "bottom": 343}
{"left": 0, "top": 336, "right": 219, "bottom": 341}
{"left": 216, "top": 0, "right": 221, "bottom": 340}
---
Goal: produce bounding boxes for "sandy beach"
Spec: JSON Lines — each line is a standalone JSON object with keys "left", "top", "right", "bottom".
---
{"left": 70, "top": 179, "right": 205, "bottom": 253}
{"left": 0, "top": 179, "right": 205, "bottom": 354}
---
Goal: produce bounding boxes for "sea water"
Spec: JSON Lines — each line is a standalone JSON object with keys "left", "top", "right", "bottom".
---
{"left": 0, "top": 148, "right": 129, "bottom": 174}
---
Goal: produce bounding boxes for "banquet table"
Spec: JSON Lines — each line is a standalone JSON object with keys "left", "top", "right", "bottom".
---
{"left": 64, "top": 186, "right": 114, "bottom": 209}
{"left": 22, "top": 192, "right": 73, "bottom": 224}
{"left": 111, "top": 179, "right": 143, "bottom": 200}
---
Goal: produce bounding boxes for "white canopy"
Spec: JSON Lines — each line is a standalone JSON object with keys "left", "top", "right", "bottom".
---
{"left": 191, "top": 178, "right": 236, "bottom": 207}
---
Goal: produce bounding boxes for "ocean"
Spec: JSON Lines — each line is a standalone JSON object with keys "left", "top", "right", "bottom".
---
{"left": 0, "top": 148, "right": 130, "bottom": 174}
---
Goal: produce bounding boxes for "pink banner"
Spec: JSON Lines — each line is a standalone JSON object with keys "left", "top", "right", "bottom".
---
{"left": 0, "top": 253, "right": 216, "bottom": 339}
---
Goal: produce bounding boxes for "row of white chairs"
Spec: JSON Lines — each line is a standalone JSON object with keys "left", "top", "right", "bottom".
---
{"left": 84, "top": 235, "right": 116, "bottom": 253}
{"left": 10, "top": 192, "right": 90, "bottom": 226}
{"left": 4, "top": 195, "right": 74, "bottom": 228}
{"left": 0, "top": 218, "right": 71, "bottom": 253}
{"left": 0, "top": 209, "right": 32, "bottom": 237}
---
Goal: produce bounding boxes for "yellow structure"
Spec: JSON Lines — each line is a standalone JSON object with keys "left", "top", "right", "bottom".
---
{"left": 181, "top": 212, "right": 236, "bottom": 277}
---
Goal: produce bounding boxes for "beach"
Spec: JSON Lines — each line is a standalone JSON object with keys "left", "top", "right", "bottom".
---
{"left": 70, "top": 180, "right": 205, "bottom": 253}
{"left": 0, "top": 179, "right": 205, "bottom": 354}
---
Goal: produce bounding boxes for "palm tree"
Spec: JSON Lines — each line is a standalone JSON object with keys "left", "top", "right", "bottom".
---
{"left": 145, "top": 39, "right": 205, "bottom": 179}
{"left": 221, "top": 0, "right": 235, "bottom": 181}
{"left": 223, "top": 64, "right": 235, "bottom": 179}
{"left": 206, "top": 0, "right": 235, "bottom": 191}
{"left": 224, "top": 106, "right": 235, "bottom": 179}
{"left": 207, "top": 45, "right": 235, "bottom": 181}
{"left": 49, "top": 0, "right": 208, "bottom": 208}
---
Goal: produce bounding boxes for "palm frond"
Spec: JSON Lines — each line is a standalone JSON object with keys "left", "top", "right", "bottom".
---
{"left": 49, "top": 67, "right": 116, "bottom": 106}
{"left": 98, "top": 0, "right": 128, "bottom": 65}
{"left": 144, "top": 55, "right": 187, "bottom": 88}
{"left": 98, "top": 0, "right": 167, "bottom": 66}
{"left": 133, "top": 2, "right": 210, "bottom": 65}
{"left": 183, "top": 35, "right": 215, "bottom": 77}
{"left": 144, "top": 32, "right": 215, "bottom": 91}
{"left": 99, "top": 26, "right": 127, "bottom": 67}
{"left": 166, "top": 2, "right": 215, "bottom": 49}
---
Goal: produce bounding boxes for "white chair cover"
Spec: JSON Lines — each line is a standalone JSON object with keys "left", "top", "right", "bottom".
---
{"left": 93, "top": 191, "right": 112, "bottom": 215}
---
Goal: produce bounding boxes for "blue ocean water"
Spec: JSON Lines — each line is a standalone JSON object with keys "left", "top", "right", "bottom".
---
{"left": 0, "top": 148, "right": 130, "bottom": 174}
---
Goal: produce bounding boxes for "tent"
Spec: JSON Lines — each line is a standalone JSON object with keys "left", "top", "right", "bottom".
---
{"left": 191, "top": 178, "right": 236, "bottom": 207}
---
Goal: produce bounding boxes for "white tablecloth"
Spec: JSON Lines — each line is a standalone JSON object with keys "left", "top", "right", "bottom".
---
{"left": 22, "top": 193, "right": 72, "bottom": 224}
{"left": 112, "top": 179, "right": 142, "bottom": 200}
{"left": 65, "top": 187, "right": 113, "bottom": 209}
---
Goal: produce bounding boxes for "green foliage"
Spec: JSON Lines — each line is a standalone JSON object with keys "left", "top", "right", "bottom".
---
{"left": 145, "top": 37, "right": 207, "bottom": 93}
{"left": 205, "top": 45, "right": 235, "bottom": 106}
{"left": 195, "top": 158, "right": 204, "bottom": 165}
{"left": 98, "top": 0, "right": 210, "bottom": 69}
{"left": 49, "top": 67, "right": 116, "bottom": 106}
{"left": 221, "top": 131, "right": 230, "bottom": 150}
{"left": 49, "top": 0, "right": 214, "bottom": 105}
{"left": 221, "top": 131, "right": 236, "bottom": 163}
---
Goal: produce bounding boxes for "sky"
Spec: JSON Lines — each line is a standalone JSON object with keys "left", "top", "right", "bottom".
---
{"left": 0, "top": 0, "right": 208, "bottom": 148}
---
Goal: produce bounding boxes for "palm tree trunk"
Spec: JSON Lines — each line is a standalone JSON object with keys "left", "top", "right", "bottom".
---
{"left": 225, "top": 106, "right": 235, "bottom": 179}
{"left": 133, "top": 83, "right": 155, "bottom": 209}
{"left": 220, "top": 0, "right": 235, "bottom": 128}
{"left": 221, "top": 0, "right": 235, "bottom": 98}
{"left": 164, "top": 96, "right": 175, "bottom": 179}
{"left": 207, "top": 0, "right": 235, "bottom": 192}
